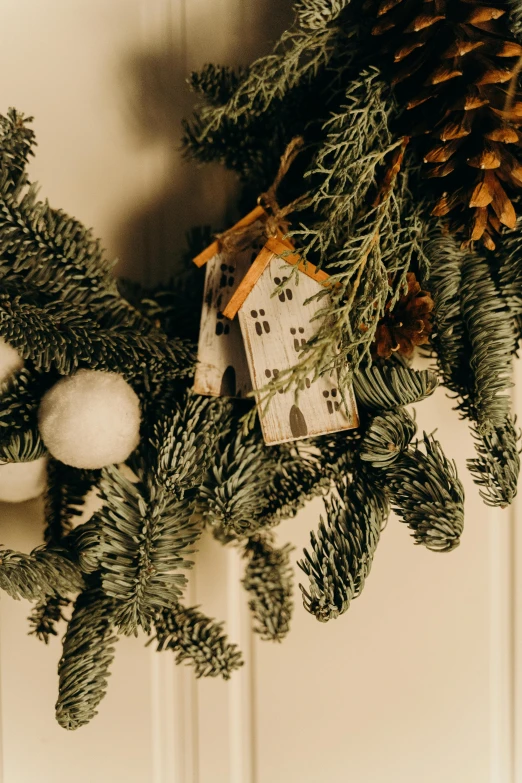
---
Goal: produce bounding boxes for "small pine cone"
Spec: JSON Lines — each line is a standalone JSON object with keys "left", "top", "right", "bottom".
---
{"left": 367, "top": 0, "right": 522, "bottom": 248}
{"left": 373, "top": 272, "right": 434, "bottom": 358}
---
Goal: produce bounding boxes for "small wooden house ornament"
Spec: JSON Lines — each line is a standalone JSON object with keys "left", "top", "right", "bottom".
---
{"left": 193, "top": 205, "right": 292, "bottom": 399}
{"left": 222, "top": 237, "right": 359, "bottom": 445}
{"left": 194, "top": 215, "right": 359, "bottom": 445}
{"left": 193, "top": 206, "right": 265, "bottom": 399}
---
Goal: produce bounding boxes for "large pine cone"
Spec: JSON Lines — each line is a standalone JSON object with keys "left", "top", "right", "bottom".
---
{"left": 369, "top": 0, "right": 522, "bottom": 249}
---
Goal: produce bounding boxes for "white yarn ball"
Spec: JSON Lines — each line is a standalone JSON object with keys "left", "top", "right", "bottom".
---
{"left": 0, "top": 337, "right": 23, "bottom": 384}
{"left": 38, "top": 370, "right": 141, "bottom": 469}
{"left": 0, "top": 457, "right": 47, "bottom": 503}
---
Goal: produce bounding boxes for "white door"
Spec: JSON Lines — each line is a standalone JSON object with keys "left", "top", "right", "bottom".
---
{"left": 0, "top": 2, "right": 520, "bottom": 782}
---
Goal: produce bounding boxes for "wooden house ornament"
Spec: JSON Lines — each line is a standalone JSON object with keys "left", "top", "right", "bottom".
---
{"left": 193, "top": 206, "right": 278, "bottom": 399}
{"left": 194, "top": 213, "right": 359, "bottom": 445}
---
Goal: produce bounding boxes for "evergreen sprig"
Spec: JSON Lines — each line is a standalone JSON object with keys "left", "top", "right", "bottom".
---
{"left": 0, "top": 367, "right": 47, "bottom": 461}
{"left": 99, "top": 395, "right": 221, "bottom": 635}
{"left": 98, "top": 466, "right": 198, "bottom": 635}
{"left": 153, "top": 604, "right": 243, "bottom": 679}
{"left": 242, "top": 534, "right": 294, "bottom": 642}
{"left": 468, "top": 417, "right": 521, "bottom": 508}
{"left": 298, "top": 67, "right": 397, "bottom": 255}
{"left": 360, "top": 408, "right": 417, "bottom": 468}
{"left": 461, "top": 254, "right": 515, "bottom": 434}
{"left": 260, "top": 439, "right": 342, "bottom": 527}
{"left": 43, "top": 460, "right": 98, "bottom": 545}
{"left": 281, "top": 72, "right": 427, "bottom": 384}
{"left": 0, "top": 293, "right": 193, "bottom": 380}
{"left": 198, "top": 422, "right": 273, "bottom": 536}
{"left": 65, "top": 517, "right": 104, "bottom": 575}
{"left": 353, "top": 364, "right": 438, "bottom": 411}
{"left": 0, "top": 189, "right": 119, "bottom": 309}
{"left": 0, "top": 546, "right": 83, "bottom": 601}
{"left": 388, "top": 434, "right": 465, "bottom": 552}
{"left": 188, "top": 64, "right": 243, "bottom": 107}
{"left": 497, "top": 217, "right": 522, "bottom": 318}
{"left": 0, "top": 428, "right": 46, "bottom": 462}
{"left": 56, "top": 587, "right": 118, "bottom": 730}
{"left": 427, "top": 228, "right": 520, "bottom": 506}
{"left": 0, "top": 367, "right": 43, "bottom": 434}
{"left": 0, "top": 109, "right": 35, "bottom": 194}
{"left": 28, "top": 594, "right": 70, "bottom": 644}
{"left": 299, "top": 468, "right": 388, "bottom": 622}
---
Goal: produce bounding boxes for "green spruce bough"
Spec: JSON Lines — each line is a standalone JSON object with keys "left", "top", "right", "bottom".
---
{"left": 0, "top": 0, "right": 520, "bottom": 728}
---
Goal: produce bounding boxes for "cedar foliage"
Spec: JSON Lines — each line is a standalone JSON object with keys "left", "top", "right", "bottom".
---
{"left": 0, "top": 0, "right": 519, "bottom": 730}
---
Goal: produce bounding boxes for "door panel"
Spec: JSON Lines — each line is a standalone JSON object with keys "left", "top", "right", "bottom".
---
{"left": 0, "top": 2, "right": 519, "bottom": 782}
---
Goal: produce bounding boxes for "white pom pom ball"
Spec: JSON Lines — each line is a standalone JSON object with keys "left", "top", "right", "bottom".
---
{"left": 0, "top": 337, "right": 23, "bottom": 384}
{"left": 0, "top": 457, "right": 47, "bottom": 503}
{"left": 38, "top": 370, "right": 141, "bottom": 469}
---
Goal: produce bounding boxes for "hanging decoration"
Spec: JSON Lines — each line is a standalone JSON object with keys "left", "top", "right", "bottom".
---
{"left": 37, "top": 370, "right": 142, "bottom": 470}
{"left": 0, "top": 0, "right": 520, "bottom": 730}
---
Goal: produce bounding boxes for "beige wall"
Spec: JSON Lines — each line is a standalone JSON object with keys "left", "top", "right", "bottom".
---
{"left": 0, "top": 2, "right": 520, "bottom": 782}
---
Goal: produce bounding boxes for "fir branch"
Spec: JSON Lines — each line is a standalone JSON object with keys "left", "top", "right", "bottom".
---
{"left": 0, "top": 367, "right": 43, "bottom": 435}
{"left": 299, "top": 468, "right": 388, "bottom": 622}
{"left": 428, "top": 228, "right": 520, "bottom": 506}
{"left": 0, "top": 294, "right": 194, "bottom": 379}
{"left": 153, "top": 604, "right": 243, "bottom": 679}
{"left": 259, "top": 439, "right": 341, "bottom": 527}
{"left": 99, "top": 467, "right": 198, "bottom": 635}
{"left": 461, "top": 253, "right": 515, "bottom": 434}
{"left": 388, "top": 434, "right": 464, "bottom": 552}
{"left": 0, "top": 109, "right": 35, "bottom": 194}
{"left": 509, "top": 0, "right": 522, "bottom": 41}
{"left": 242, "top": 534, "right": 294, "bottom": 642}
{"left": 28, "top": 594, "right": 70, "bottom": 644}
{"left": 56, "top": 587, "right": 117, "bottom": 730}
{"left": 0, "top": 428, "right": 46, "bottom": 463}
{"left": 468, "top": 416, "right": 521, "bottom": 508}
{"left": 65, "top": 517, "right": 104, "bottom": 575}
{"left": 0, "top": 367, "right": 47, "bottom": 461}
{"left": 0, "top": 185, "right": 118, "bottom": 307}
{"left": 43, "top": 460, "right": 98, "bottom": 546}
{"left": 426, "top": 230, "right": 470, "bottom": 398}
{"left": 0, "top": 546, "right": 83, "bottom": 601}
{"left": 497, "top": 218, "right": 522, "bottom": 317}
{"left": 151, "top": 394, "right": 225, "bottom": 494}
{"left": 201, "top": 422, "right": 353, "bottom": 540}
{"left": 198, "top": 423, "right": 272, "bottom": 536}
{"left": 360, "top": 408, "right": 417, "bottom": 468}
{"left": 188, "top": 64, "right": 244, "bottom": 106}
{"left": 353, "top": 365, "right": 438, "bottom": 411}
{"left": 100, "top": 396, "right": 220, "bottom": 635}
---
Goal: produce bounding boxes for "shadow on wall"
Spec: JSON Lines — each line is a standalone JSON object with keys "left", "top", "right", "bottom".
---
{"left": 117, "top": 1, "right": 294, "bottom": 285}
